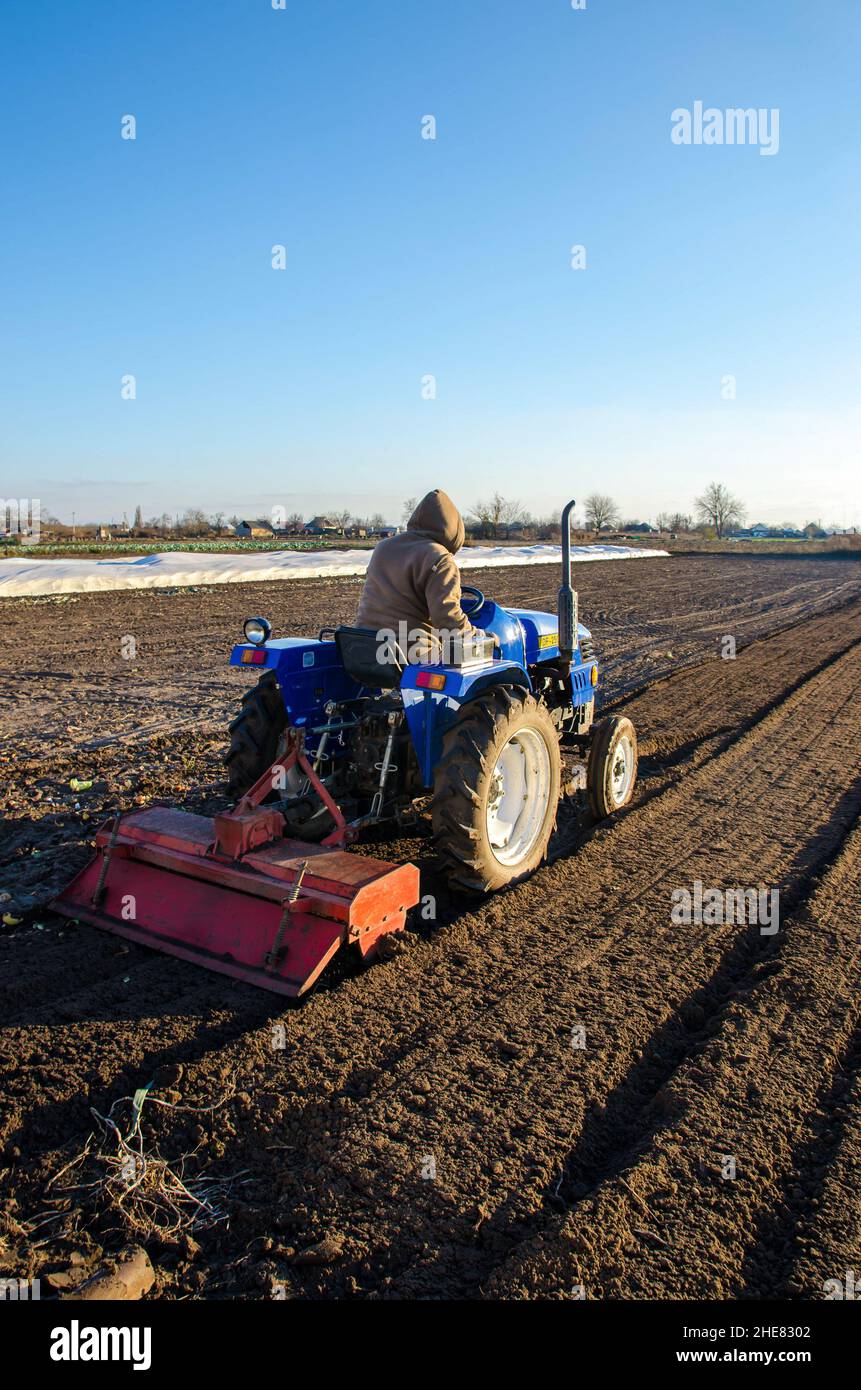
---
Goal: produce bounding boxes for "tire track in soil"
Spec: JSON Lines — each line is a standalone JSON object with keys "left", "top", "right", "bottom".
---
{"left": 9, "top": 621, "right": 860, "bottom": 1299}
{"left": 347, "top": 650, "right": 861, "bottom": 1299}
{"left": 555, "top": 596, "right": 861, "bottom": 848}
{"left": 604, "top": 594, "right": 861, "bottom": 731}
{"left": 780, "top": 1027, "right": 861, "bottom": 1300}
{"left": 743, "top": 1019, "right": 861, "bottom": 1300}
{"left": 486, "top": 819, "right": 861, "bottom": 1301}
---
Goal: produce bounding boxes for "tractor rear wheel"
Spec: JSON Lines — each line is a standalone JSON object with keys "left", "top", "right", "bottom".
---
{"left": 432, "top": 687, "right": 561, "bottom": 893}
{"left": 225, "top": 671, "right": 287, "bottom": 796}
{"left": 586, "top": 715, "right": 637, "bottom": 819}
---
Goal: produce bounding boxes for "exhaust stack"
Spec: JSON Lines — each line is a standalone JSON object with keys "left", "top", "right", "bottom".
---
{"left": 557, "top": 499, "right": 578, "bottom": 675}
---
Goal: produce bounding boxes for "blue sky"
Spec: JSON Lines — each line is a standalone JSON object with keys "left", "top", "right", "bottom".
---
{"left": 1, "top": 0, "right": 858, "bottom": 527}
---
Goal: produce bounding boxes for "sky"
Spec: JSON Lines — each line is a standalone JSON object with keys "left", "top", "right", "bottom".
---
{"left": 1, "top": 0, "right": 858, "bottom": 528}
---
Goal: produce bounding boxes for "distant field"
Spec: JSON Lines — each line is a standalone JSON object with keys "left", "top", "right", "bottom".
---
{"left": 0, "top": 536, "right": 378, "bottom": 560}
{"left": 5, "top": 533, "right": 860, "bottom": 561}
{"left": 622, "top": 534, "right": 861, "bottom": 557}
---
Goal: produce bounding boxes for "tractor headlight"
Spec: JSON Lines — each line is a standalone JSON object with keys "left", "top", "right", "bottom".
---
{"left": 243, "top": 617, "right": 271, "bottom": 646}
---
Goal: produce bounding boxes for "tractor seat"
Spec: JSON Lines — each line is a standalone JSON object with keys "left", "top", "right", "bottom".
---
{"left": 335, "top": 626, "right": 404, "bottom": 690}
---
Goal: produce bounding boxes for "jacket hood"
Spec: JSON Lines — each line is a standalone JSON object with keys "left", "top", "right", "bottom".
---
{"left": 408, "top": 489, "right": 465, "bottom": 554}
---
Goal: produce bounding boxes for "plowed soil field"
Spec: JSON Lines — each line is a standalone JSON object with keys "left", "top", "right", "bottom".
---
{"left": 2, "top": 553, "right": 860, "bottom": 1299}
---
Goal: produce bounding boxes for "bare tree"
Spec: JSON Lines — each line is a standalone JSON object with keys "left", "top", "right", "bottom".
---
{"left": 694, "top": 483, "right": 745, "bottom": 538}
{"left": 402, "top": 497, "right": 417, "bottom": 523}
{"left": 285, "top": 512, "right": 304, "bottom": 532}
{"left": 656, "top": 510, "right": 693, "bottom": 533}
{"left": 468, "top": 492, "right": 524, "bottom": 539}
{"left": 178, "top": 507, "right": 211, "bottom": 536}
{"left": 369, "top": 512, "right": 387, "bottom": 530}
{"left": 467, "top": 498, "right": 493, "bottom": 538}
{"left": 585, "top": 494, "right": 620, "bottom": 531}
{"left": 499, "top": 496, "right": 527, "bottom": 538}
{"left": 332, "top": 509, "right": 353, "bottom": 534}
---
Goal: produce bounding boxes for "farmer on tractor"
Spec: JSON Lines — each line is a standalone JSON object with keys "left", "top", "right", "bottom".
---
{"left": 357, "top": 489, "right": 481, "bottom": 663}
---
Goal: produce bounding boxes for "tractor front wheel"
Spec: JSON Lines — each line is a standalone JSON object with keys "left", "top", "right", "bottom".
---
{"left": 586, "top": 715, "right": 638, "bottom": 819}
{"left": 432, "top": 688, "right": 561, "bottom": 893}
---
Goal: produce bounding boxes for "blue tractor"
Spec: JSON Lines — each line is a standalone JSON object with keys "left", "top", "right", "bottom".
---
{"left": 55, "top": 502, "right": 640, "bottom": 998}
{"left": 225, "top": 502, "right": 638, "bottom": 894}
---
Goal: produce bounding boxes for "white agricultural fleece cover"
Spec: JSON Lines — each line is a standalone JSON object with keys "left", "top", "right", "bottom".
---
{"left": 0, "top": 543, "right": 668, "bottom": 599}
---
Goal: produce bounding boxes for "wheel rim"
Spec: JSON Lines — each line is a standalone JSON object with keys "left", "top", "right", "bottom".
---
{"left": 486, "top": 727, "right": 552, "bottom": 866}
{"left": 609, "top": 733, "right": 635, "bottom": 806}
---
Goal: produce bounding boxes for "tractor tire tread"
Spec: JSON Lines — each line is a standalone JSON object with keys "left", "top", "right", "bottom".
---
{"left": 225, "top": 671, "right": 288, "bottom": 796}
{"left": 431, "top": 687, "right": 561, "bottom": 894}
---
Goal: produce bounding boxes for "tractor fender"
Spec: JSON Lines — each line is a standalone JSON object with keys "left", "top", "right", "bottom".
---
{"left": 452, "top": 664, "right": 532, "bottom": 702}
{"left": 229, "top": 637, "right": 357, "bottom": 734}
{"left": 401, "top": 662, "right": 532, "bottom": 788}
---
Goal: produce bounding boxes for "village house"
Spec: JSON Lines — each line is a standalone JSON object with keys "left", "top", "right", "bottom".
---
{"left": 234, "top": 519, "right": 277, "bottom": 539}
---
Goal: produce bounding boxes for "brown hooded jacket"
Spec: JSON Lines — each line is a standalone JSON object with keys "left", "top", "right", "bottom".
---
{"left": 356, "top": 490, "right": 476, "bottom": 661}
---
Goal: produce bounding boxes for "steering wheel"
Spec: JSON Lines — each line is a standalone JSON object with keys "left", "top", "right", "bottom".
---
{"left": 460, "top": 585, "right": 486, "bottom": 617}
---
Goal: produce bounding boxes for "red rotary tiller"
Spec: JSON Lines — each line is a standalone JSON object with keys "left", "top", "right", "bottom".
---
{"left": 54, "top": 730, "right": 420, "bottom": 997}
